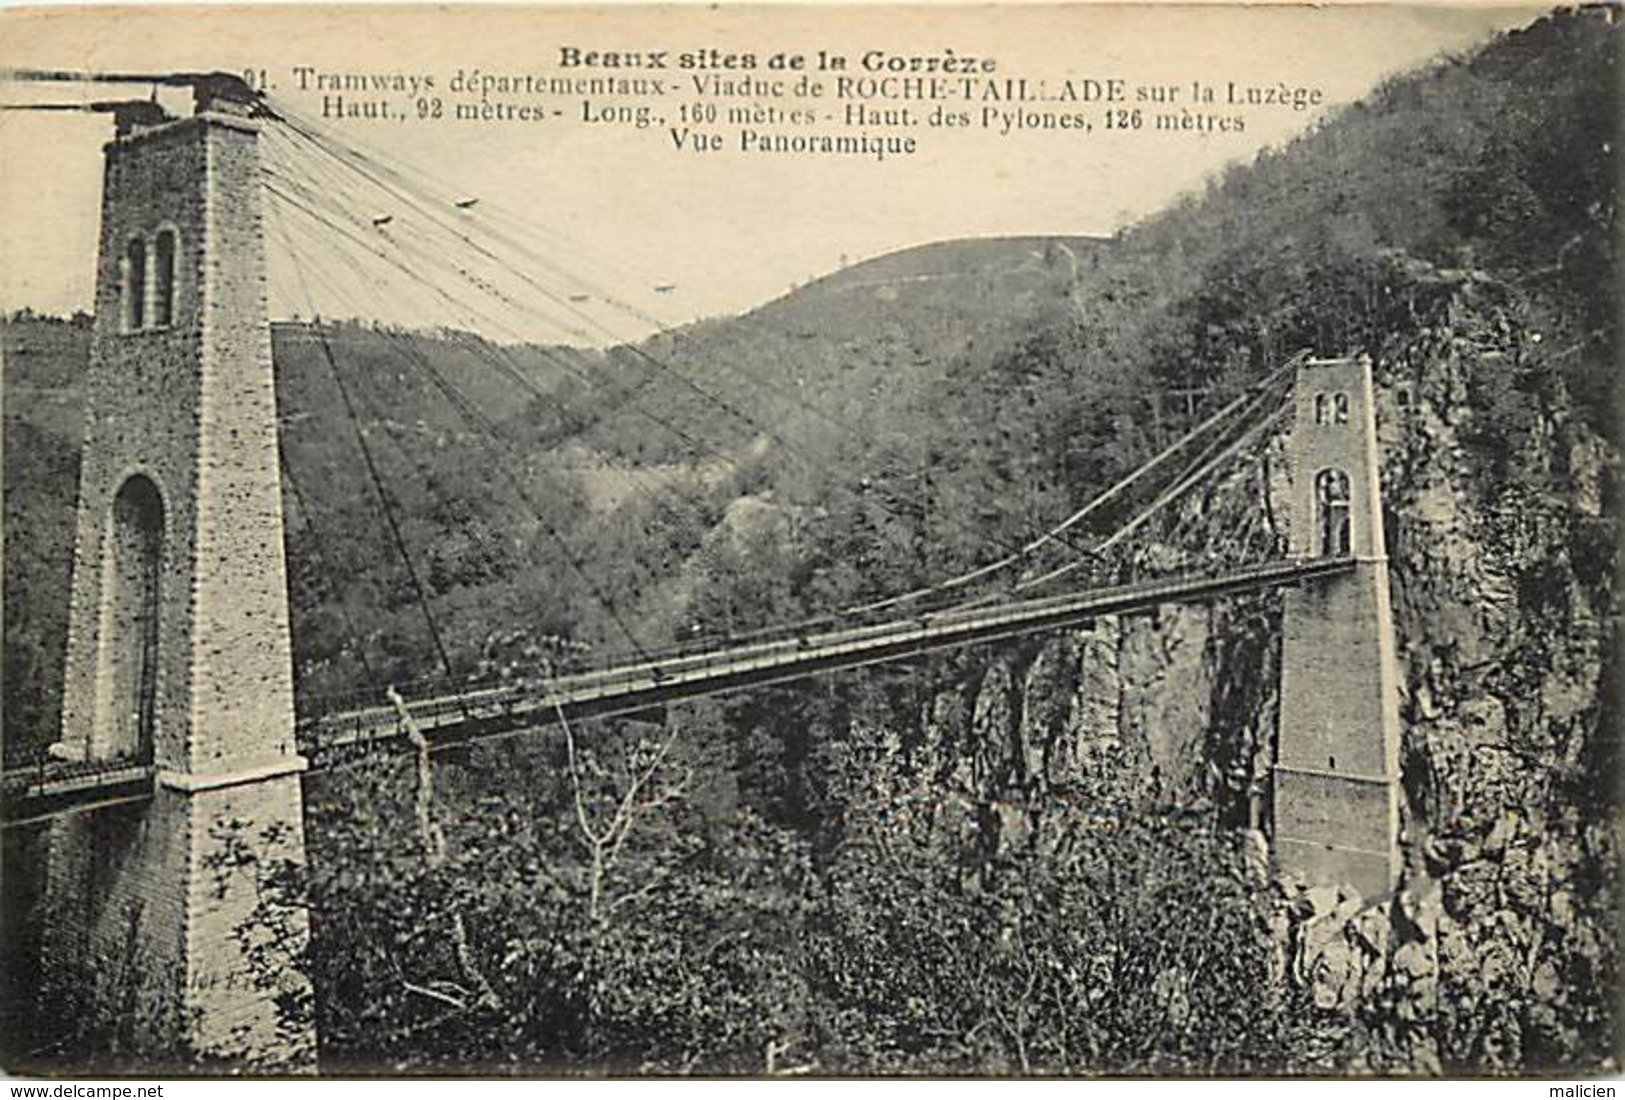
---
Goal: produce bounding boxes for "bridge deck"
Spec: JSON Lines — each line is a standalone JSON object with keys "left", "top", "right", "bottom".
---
{"left": 3, "top": 556, "right": 1356, "bottom": 824}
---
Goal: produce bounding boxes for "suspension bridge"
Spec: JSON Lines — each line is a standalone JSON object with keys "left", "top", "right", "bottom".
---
{"left": 5, "top": 554, "right": 1359, "bottom": 823}
{"left": 0, "top": 69, "right": 1403, "bottom": 1067}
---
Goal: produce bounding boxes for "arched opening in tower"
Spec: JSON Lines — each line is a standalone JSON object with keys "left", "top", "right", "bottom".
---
{"left": 100, "top": 474, "right": 164, "bottom": 762}
{"left": 1314, "top": 468, "right": 1351, "bottom": 557}
{"left": 124, "top": 237, "right": 146, "bottom": 333}
{"left": 153, "top": 229, "right": 176, "bottom": 328}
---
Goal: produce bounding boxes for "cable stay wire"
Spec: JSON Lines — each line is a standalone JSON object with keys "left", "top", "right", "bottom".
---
{"left": 260, "top": 130, "right": 1112, "bottom": 576}
{"left": 277, "top": 447, "right": 382, "bottom": 695}
{"left": 304, "top": 123, "right": 860, "bottom": 433}
{"left": 265, "top": 127, "right": 628, "bottom": 351}
{"left": 302, "top": 251, "right": 656, "bottom": 666}
{"left": 260, "top": 93, "right": 883, "bottom": 419}
{"left": 268, "top": 114, "right": 824, "bottom": 451}
{"left": 262, "top": 173, "right": 715, "bottom": 518}
{"left": 277, "top": 212, "right": 461, "bottom": 683}
{"left": 268, "top": 91, "right": 771, "bottom": 363}
{"left": 259, "top": 134, "right": 752, "bottom": 463}
{"left": 947, "top": 378, "right": 1292, "bottom": 611}
{"left": 262, "top": 167, "right": 671, "bottom": 428}
{"left": 270, "top": 204, "right": 655, "bottom": 666}
{"left": 1162, "top": 418, "right": 1278, "bottom": 560}
{"left": 998, "top": 394, "right": 1296, "bottom": 600}
{"left": 306, "top": 285, "right": 522, "bottom": 590}
{"left": 262, "top": 171, "right": 753, "bottom": 530}
{"left": 264, "top": 100, "right": 916, "bottom": 454}
{"left": 1014, "top": 355, "right": 1298, "bottom": 557}
{"left": 337, "top": 332, "right": 678, "bottom": 664}
{"left": 262, "top": 106, "right": 1301, "bottom": 642}
{"left": 265, "top": 204, "right": 752, "bottom": 655}
{"left": 837, "top": 356, "right": 1303, "bottom": 618}
{"left": 272, "top": 196, "right": 674, "bottom": 659}
{"left": 258, "top": 91, "right": 668, "bottom": 313}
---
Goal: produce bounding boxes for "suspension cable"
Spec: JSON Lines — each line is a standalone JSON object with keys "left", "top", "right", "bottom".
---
{"left": 278, "top": 216, "right": 459, "bottom": 682}
{"left": 262, "top": 172, "right": 748, "bottom": 480}
{"left": 1005, "top": 398, "right": 1295, "bottom": 598}
{"left": 278, "top": 448, "right": 382, "bottom": 692}
{"left": 263, "top": 111, "right": 1109, "bottom": 569}
{"left": 266, "top": 178, "right": 727, "bottom": 566}
{"left": 263, "top": 109, "right": 1303, "bottom": 640}
{"left": 272, "top": 203, "right": 654, "bottom": 660}
{"left": 839, "top": 356, "right": 1301, "bottom": 617}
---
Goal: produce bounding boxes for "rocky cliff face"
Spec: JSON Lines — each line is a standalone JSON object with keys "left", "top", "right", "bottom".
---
{"left": 1360, "top": 279, "right": 1615, "bottom": 1072}
{"left": 1250, "top": 279, "right": 1617, "bottom": 1072}
{"left": 854, "top": 274, "right": 1617, "bottom": 1071}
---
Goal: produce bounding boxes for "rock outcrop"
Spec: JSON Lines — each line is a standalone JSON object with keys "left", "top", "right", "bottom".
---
{"left": 852, "top": 276, "right": 1616, "bottom": 1071}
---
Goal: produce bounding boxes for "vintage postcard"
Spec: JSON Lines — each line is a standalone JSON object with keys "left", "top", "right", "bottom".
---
{"left": 0, "top": 1, "right": 1618, "bottom": 1081}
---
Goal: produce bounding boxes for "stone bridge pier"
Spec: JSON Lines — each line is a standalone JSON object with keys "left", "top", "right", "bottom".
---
{"left": 1274, "top": 355, "right": 1404, "bottom": 899}
{"left": 42, "top": 76, "right": 314, "bottom": 1068}
{"left": 21, "top": 65, "right": 1404, "bottom": 1066}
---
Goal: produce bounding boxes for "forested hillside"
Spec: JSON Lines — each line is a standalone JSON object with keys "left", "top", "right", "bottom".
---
{"left": 3, "top": 231, "right": 1093, "bottom": 749}
{"left": 3, "top": 7, "right": 1617, "bottom": 1075}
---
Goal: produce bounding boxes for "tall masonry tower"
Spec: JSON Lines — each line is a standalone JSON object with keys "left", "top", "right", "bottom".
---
{"left": 1274, "top": 356, "right": 1403, "bottom": 898}
{"left": 45, "top": 77, "right": 314, "bottom": 1066}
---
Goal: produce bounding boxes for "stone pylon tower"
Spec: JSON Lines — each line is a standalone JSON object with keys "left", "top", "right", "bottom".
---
{"left": 1274, "top": 356, "right": 1403, "bottom": 899}
{"left": 44, "top": 77, "right": 315, "bottom": 1067}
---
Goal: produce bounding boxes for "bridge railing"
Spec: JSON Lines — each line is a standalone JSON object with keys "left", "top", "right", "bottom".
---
{"left": 295, "top": 560, "right": 1135, "bottom": 723}
{"left": 1, "top": 748, "right": 154, "bottom": 792}
{"left": 301, "top": 555, "right": 1350, "bottom": 743}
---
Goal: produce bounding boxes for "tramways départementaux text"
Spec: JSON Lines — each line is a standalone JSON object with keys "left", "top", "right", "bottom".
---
{"left": 278, "top": 51, "right": 1327, "bottom": 160}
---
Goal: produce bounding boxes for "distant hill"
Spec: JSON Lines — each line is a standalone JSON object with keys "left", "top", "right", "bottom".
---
{"left": 577, "top": 234, "right": 1108, "bottom": 466}
{"left": 4, "top": 8, "right": 1617, "bottom": 766}
{"left": 3, "top": 8, "right": 1619, "bottom": 1072}
{"left": 1, "top": 232, "right": 1097, "bottom": 753}
{"left": 782, "top": 234, "right": 1102, "bottom": 303}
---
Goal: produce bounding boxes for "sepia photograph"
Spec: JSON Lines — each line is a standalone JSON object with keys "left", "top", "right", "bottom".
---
{"left": 0, "top": 0, "right": 1618, "bottom": 1081}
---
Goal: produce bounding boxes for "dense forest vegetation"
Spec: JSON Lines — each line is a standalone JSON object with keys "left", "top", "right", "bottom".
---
{"left": 3, "top": 8, "right": 1617, "bottom": 1074}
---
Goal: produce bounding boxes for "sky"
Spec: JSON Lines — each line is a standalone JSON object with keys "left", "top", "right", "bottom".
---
{"left": 0, "top": 3, "right": 1544, "bottom": 339}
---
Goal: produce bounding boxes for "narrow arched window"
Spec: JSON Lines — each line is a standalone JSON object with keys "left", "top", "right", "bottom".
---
{"left": 1333, "top": 393, "right": 1350, "bottom": 424}
{"left": 105, "top": 475, "right": 163, "bottom": 762}
{"left": 1316, "top": 469, "right": 1351, "bottom": 557}
{"left": 153, "top": 229, "right": 176, "bottom": 328}
{"left": 125, "top": 236, "right": 147, "bottom": 332}
{"left": 1314, "top": 393, "right": 1330, "bottom": 425}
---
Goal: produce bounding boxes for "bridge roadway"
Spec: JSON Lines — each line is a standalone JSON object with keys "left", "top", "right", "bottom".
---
{"left": 2, "top": 556, "right": 1356, "bottom": 824}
